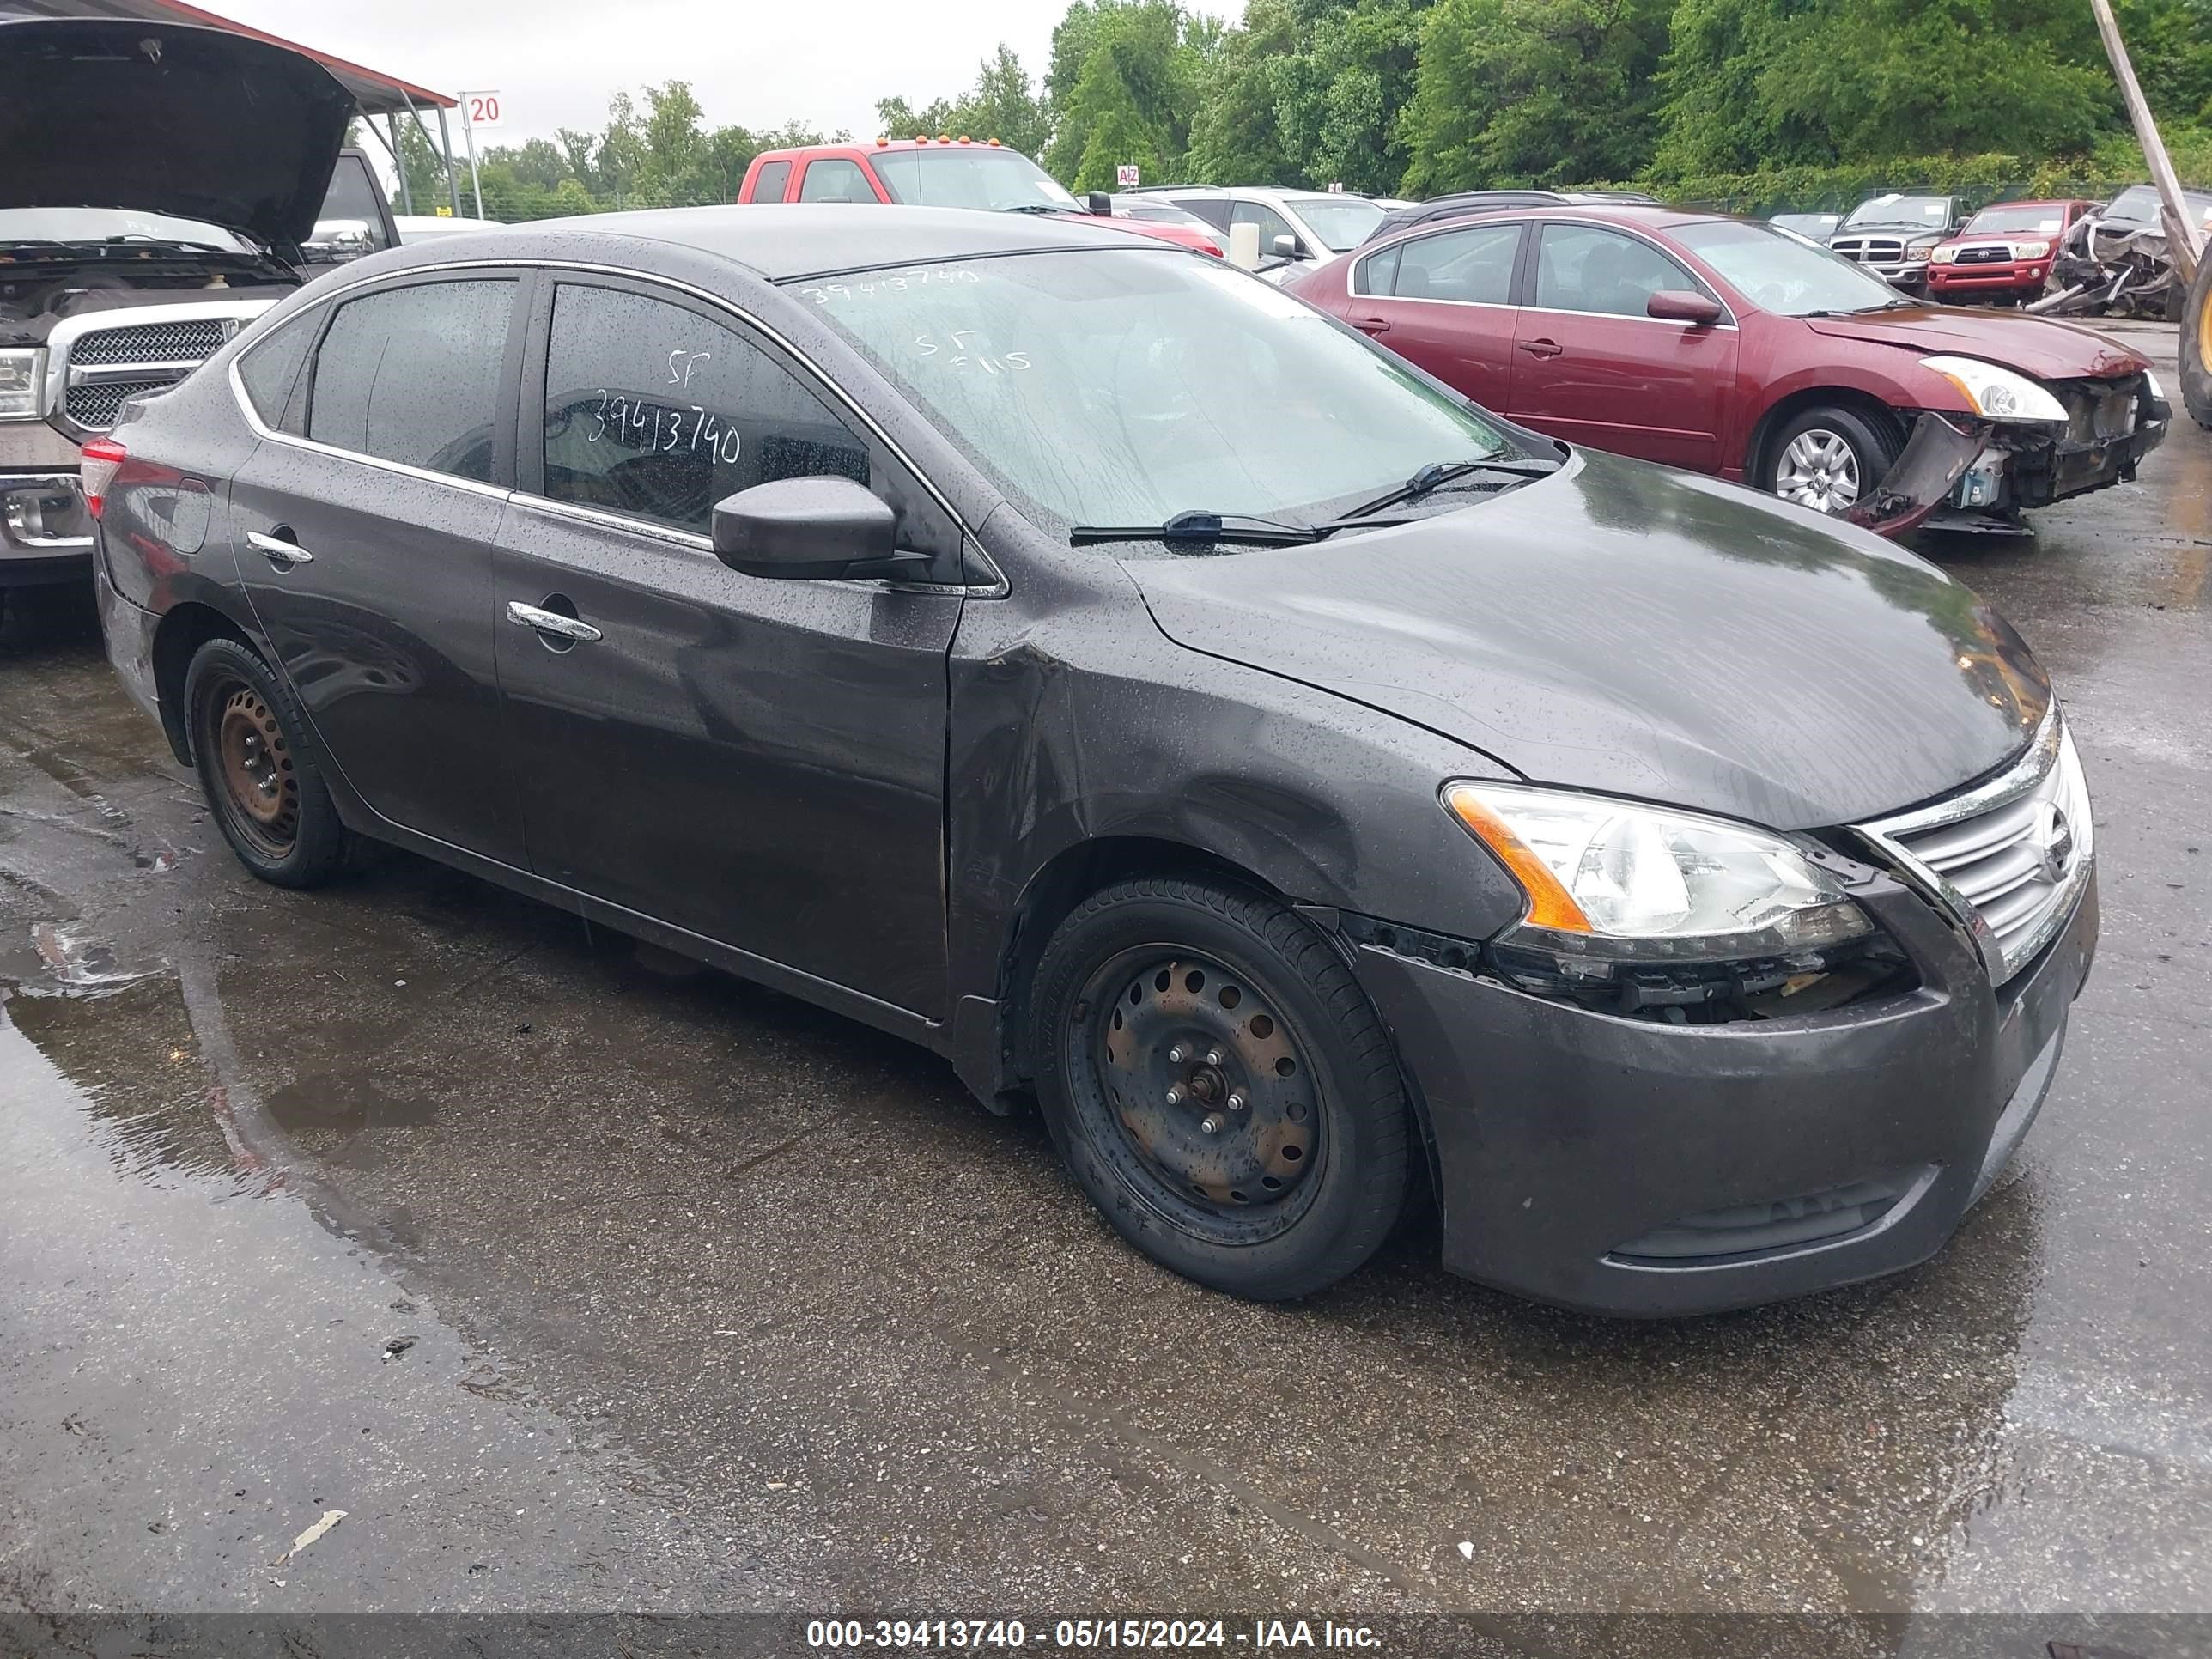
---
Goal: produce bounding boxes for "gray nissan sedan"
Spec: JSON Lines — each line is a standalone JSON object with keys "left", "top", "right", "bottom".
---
{"left": 89, "top": 206, "right": 2096, "bottom": 1315}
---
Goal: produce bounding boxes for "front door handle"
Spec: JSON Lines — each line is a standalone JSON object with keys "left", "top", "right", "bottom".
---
{"left": 1352, "top": 315, "right": 1391, "bottom": 335}
{"left": 1517, "top": 338, "right": 1563, "bottom": 359}
{"left": 246, "top": 529, "right": 313, "bottom": 566}
{"left": 506, "top": 600, "right": 603, "bottom": 645}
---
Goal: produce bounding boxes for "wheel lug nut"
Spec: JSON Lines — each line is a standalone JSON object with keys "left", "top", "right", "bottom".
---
{"left": 1166, "top": 1085, "right": 1185, "bottom": 1106}
{"left": 1225, "top": 1092, "right": 1245, "bottom": 1112}
{"left": 1203, "top": 1048, "right": 1223, "bottom": 1067}
{"left": 1168, "top": 1044, "right": 1188, "bottom": 1065}
{"left": 1199, "top": 1114, "right": 1224, "bottom": 1136}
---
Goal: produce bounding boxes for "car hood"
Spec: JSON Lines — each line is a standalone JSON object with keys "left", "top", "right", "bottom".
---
{"left": 0, "top": 19, "right": 355, "bottom": 251}
{"left": 1803, "top": 307, "right": 2147, "bottom": 380}
{"left": 1127, "top": 450, "right": 2049, "bottom": 831}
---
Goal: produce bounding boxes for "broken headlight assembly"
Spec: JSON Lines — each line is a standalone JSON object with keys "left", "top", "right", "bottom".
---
{"left": 1442, "top": 782, "right": 1911, "bottom": 1022}
{"left": 1921, "top": 356, "right": 2068, "bottom": 424}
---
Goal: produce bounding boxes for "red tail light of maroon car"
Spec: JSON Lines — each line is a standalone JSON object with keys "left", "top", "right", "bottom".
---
{"left": 1285, "top": 205, "right": 2167, "bottom": 535}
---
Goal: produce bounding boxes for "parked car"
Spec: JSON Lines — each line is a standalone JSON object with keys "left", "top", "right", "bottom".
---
{"left": 94, "top": 205, "right": 2095, "bottom": 1316}
{"left": 1366, "top": 189, "right": 1662, "bottom": 246}
{"left": 1106, "top": 194, "right": 1223, "bottom": 245}
{"left": 2034, "top": 185, "right": 2212, "bottom": 321}
{"left": 1768, "top": 211, "right": 1842, "bottom": 242}
{"left": 2099, "top": 182, "right": 2212, "bottom": 235}
{"left": 1286, "top": 205, "right": 2166, "bottom": 532}
{"left": 0, "top": 17, "right": 360, "bottom": 623}
{"left": 1827, "top": 194, "right": 1969, "bottom": 294}
{"left": 1133, "top": 187, "right": 1385, "bottom": 270}
{"left": 1927, "top": 200, "right": 2099, "bottom": 306}
{"left": 735, "top": 139, "right": 1218, "bottom": 255}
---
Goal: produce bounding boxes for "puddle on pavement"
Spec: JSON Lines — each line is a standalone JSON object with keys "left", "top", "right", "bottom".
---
{"left": 265, "top": 1070, "right": 441, "bottom": 1135}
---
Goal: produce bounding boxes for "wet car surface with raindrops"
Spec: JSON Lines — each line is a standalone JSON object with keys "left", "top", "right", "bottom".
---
{"left": 2, "top": 319, "right": 2209, "bottom": 1644}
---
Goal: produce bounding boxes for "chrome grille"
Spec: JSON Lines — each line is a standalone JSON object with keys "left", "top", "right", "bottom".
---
{"left": 1859, "top": 708, "right": 2092, "bottom": 985}
{"left": 1832, "top": 236, "right": 1905, "bottom": 264}
{"left": 65, "top": 318, "right": 231, "bottom": 366}
{"left": 64, "top": 379, "right": 168, "bottom": 429}
{"left": 42, "top": 300, "right": 277, "bottom": 441}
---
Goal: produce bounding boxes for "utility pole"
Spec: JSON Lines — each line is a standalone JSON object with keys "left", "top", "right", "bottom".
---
{"left": 2088, "top": 0, "right": 2203, "bottom": 283}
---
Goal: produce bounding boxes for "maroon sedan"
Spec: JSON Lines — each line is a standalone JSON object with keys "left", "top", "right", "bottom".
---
{"left": 1285, "top": 205, "right": 2167, "bottom": 532}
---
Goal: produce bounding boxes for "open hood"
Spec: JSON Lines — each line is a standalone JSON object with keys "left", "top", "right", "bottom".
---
{"left": 1127, "top": 450, "right": 2049, "bottom": 832}
{"left": 0, "top": 18, "right": 355, "bottom": 251}
{"left": 1804, "top": 307, "right": 2148, "bottom": 382}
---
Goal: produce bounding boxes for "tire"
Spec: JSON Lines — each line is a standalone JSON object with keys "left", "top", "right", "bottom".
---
{"left": 2182, "top": 251, "right": 2212, "bottom": 430}
{"left": 1763, "top": 404, "right": 1902, "bottom": 517}
{"left": 1030, "top": 876, "right": 1410, "bottom": 1300}
{"left": 183, "top": 635, "right": 355, "bottom": 888}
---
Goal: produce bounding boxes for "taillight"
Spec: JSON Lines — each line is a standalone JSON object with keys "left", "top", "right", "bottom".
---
{"left": 78, "top": 437, "right": 126, "bottom": 520}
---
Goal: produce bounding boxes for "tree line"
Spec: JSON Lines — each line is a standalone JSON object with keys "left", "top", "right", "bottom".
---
{"left": 392, "top": 0, "right": 2212, "bottom": 220}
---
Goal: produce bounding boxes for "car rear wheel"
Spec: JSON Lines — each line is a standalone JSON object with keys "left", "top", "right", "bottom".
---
{"left": 1765, "top": 405, "right": 1901, "bottom": 516}
{"left": 184, "top": 635, "right": 355, "bottom": 888}
{"left": 1030, "top": 876, "right": 1409, "bottom": 1301}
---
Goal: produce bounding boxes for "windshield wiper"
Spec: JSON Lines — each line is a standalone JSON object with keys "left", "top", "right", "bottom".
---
{"left": 1001, "top": 203, "right": 1070, "bottom": 216}
{"left": 1069, "top": 509, "right": 1326, "bottom": 547}
{"left": 1341, "top": 453, "right": 1559, "bottom": 520}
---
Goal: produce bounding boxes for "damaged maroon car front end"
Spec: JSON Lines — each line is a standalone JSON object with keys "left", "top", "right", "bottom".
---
{"left": 1844, "top": 367, "right": 2169, "bottom": 537}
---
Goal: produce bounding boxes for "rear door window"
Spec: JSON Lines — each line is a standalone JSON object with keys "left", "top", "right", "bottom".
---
{"left": 1393, "top": 222, "right": 1522, "bottom": 303}
{"left": 750, "top": 160, "right": 792, "bottom": 202}
{"left": 799, "top": 159, "right": 878, "bottom": 203}
{"left": 237, "top": 316, "right": 315, "bottom": 428}
{"left": 306, "top": 278, "right": 516, "bottom": 482}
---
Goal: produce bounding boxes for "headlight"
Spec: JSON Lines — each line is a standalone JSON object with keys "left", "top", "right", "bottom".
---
{"left": 1922, "top": 355, "right": 2069, "bottom": 423}
{"left": 1931, "top": 246, "right": 1959, "bottom": 264}
{"left": 2010, "top": 240, "right": 2054, "bottom": 259}
{"left": 1905, "top": 245, "right": 1933, "bottom": 261}
{"left": 1443, "top": 782, "right": 1874, "bottom": 967}
{"left": 0, "top": 348, "right": 45, "bottom": 421}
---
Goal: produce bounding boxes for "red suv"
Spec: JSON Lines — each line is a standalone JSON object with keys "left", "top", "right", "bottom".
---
{"left": 1286, "top": 205, "right": 2166, "bottom": 532}
{"left": 1928, "top": 199, "right": 2099, "bottom": 305}
{"left": 737, "top": 139, "right": 1221, "bottom": 255}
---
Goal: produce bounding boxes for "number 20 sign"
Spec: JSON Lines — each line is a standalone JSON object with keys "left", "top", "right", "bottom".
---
{"left": 463, "top": 91, "right": 503, "bottom": 129}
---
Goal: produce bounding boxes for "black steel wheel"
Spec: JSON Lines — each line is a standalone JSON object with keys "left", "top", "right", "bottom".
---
{"left": 184, "top": 635, "right": 355, "bottom": 888}
{"left": 1032, "top": 876, "right": 1410, "bottom": 1300}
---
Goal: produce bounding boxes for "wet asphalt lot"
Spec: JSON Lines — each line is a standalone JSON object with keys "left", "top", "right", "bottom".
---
{"left": 2, "top": 321, "right": 2209, "bottom": 1642}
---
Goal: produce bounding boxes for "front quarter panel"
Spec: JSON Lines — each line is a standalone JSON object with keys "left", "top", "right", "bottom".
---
{"left": 946, "top": 512, "right": 1531, "bottom": 1071}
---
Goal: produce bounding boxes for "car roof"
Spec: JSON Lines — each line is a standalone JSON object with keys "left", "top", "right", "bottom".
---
{"left": 392, "top": 203, "right": 1152, "bottom": 283}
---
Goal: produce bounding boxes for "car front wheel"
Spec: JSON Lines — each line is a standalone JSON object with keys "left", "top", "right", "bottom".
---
{"left": 1030, "top": 876, "right": 1410, "bottom": 1301}
{"left": 1765, "top": 405, "right": 1901, "bottom": 516}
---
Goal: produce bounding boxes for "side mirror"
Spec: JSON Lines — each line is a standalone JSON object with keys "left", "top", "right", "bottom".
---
{"left": 1647, "top": 289, "right": 1723, "bottom": 326}
{"left": 1086, "top": 191, "right": 1112, "bottom": 216}
{"left": 1271, "top": 233, "right": 1306, "bottom": 259}
{"left": 711, "top": 476, "right": 916, "bottom": 580}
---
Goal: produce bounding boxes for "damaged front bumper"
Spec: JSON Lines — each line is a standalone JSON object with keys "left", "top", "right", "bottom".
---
{"left": 1844, "top": 379, "right": 2169, "bottom": 537}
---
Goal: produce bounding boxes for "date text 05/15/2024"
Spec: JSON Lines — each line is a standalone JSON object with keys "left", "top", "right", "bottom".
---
{"left": 805, "top": 1620, "right": 1386, "bottom": 1650}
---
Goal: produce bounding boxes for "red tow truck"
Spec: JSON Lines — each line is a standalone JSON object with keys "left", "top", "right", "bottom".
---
{"left": 736, "top": 138, "right": 1222, "bottom": 255}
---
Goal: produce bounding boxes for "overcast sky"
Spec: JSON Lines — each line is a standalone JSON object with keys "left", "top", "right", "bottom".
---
{"left": 212, "top": 0, "right": 1232, "bottom": 155}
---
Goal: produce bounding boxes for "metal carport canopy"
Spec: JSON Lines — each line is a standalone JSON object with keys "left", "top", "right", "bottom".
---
{"left": 0, "top": 0, "right": 456, "bottom": 112}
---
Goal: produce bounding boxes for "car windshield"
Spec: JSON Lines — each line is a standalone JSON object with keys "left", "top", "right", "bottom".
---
{"left": 1843, "top": 195, "right": 1952, "bottom": 229}
{"left": 1674, "top": 220, "right": 1905, "bottom": 317}
{"left": 1964, "top": 204, "right": 2066, "bottom": 235}
{"left": 871, "top": 149, "right": 1082, "bottom": 213}
{"left": 793, "top": 251, "right": 1512, "bottom": 533}
{"left": 1284, "top": 197, "right": 1384, "bottom": 251}
{"left": 2104, "top": 185, "right": 2212, "bottom": 225}
{"left": 0, "top": 206, "right": 251, "bottom": 251}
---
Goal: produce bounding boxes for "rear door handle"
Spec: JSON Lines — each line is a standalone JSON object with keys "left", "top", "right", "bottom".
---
{"left": 506, "top": 600, "right": 603, "bottom": 644}
{"left": 1517, "top": 338, "right": 1563, "bottom": 359}
{"left": 246, "top": 529, "right": 313, "bottom": 566}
